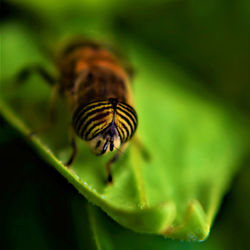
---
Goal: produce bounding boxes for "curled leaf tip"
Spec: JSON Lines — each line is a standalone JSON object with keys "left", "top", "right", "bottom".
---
{"left": 162, "top": 199, "right": 210, "bottom": 241}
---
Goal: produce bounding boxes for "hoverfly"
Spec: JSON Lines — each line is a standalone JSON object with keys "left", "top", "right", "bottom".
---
{"left": 17, "top": 38, "right": 138, "bottom": 183}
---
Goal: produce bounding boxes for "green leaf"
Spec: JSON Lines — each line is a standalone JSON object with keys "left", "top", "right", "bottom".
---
{"left": 1, "top": 22, "right": 249, "bottom": 241}
{"left": 87, "top": 202, "right": 215, "bottom": 250}
{"left": 86, "top": 203, "right": 175, "bottom": 250}
{"left": 1, "top": 121, "right": 249, "bottom": 250}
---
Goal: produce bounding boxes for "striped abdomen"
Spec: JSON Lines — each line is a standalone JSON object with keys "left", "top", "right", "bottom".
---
{"left": 72, "top": 98, "right": 137, "bottom": 143}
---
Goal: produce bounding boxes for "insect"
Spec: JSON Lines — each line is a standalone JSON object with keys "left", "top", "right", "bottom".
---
{"left": 17, "top": 38, "right": 138, "bottom": 183}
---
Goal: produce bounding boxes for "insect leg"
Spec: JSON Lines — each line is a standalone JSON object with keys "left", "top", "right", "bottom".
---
{"left": 106, "top": 143, "right": 128, "bottom": 184}
{"left": 65, "top": 125, "right": 78, "bottom": 167}
{"left": 133, "top": 136, "right": 151, "bottom": 162}
{"left": 29, "top": 84, "right": 59, "bottom": 136}
{"left": 16, "top": 65, "right": 56, "bottom": 86}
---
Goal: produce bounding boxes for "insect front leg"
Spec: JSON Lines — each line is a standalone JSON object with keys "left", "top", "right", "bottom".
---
{"left": 65, "top": 125, "right": 78, "bottom": 167}
{"left": 106, "top": 143, "right": 128, "bottom": 184}
{"left": 29, "top": 84, "right": 59, "bottom": 136}
{"left": 16, "top": 65, "right": 56, "bottom": 86}
{"left": 16, "top": 65, "right": 59, "bottom": 136}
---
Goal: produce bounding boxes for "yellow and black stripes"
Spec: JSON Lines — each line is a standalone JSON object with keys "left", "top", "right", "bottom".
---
{"left": 73, "top": 100, "right": 113, "bottom": 140}
{"left": 115, "top": 102, "right": 137, "bottom": 142}
{"left": 72, "top": 98, "right": 137, "bottom": 142}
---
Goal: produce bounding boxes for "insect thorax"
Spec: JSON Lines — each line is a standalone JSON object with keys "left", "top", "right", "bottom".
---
{"left": 58, "top": 43, "right": 133, "bottom": 110}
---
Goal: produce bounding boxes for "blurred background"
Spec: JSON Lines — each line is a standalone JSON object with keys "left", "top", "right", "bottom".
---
{"left": 1, "top": 0, "right": 250, "bottom": 249}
